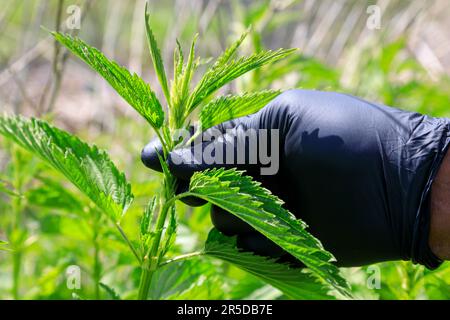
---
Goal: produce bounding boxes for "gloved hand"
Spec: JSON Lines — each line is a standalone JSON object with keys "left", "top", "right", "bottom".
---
{"left": 141, "top": 89, "right": 450, "bottom": 269}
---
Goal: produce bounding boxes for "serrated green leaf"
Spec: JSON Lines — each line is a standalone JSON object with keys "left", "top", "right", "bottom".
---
{"left": 99, "top": 282, "right": 121, "bottom": 300}
{"left": 214, "top": 28, "right": 250, "bottom": 68}
{"left": 205, "top": 229, "right": 334, "bottom": 299}
{"left": 186, "top": 168, "right": 351, "bottom": 297}
{"left": 26, "top": 177, "right": 84, "bottom": 213}
{"left": 0, "top": 115, "right": 133, "bottom": 222}
{"left": 52, "top": 32, "right": 164, "bottom": 128}
{"left": 145, "top": 4, "right": 170, "bottom": 104}
{"left": 141, "top": 196, "right": 158, "bottom": 236}
{"left": 149, "top": 259, "right": 216, "bottom": 300}
{"left": 199, "top": 90, "right": 281, "bottom": 130}
{"left": 173, "top": 40, "right": 184, "bottom": 80}
{"left": 159, "top": 206, "right": 177, "bottom": 259}
{"left": 170, "top": 35, "right": 198, "bottom": 128}
{"left": 187, "top": 47, "right": 297, "bottom": 114}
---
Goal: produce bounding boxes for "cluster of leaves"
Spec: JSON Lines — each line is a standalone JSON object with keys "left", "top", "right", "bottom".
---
{"left": 0, "top": 2, "right": 351, "bottom": 299}
{"left": 0, "top": 117, "right": 133, "bottom": 223}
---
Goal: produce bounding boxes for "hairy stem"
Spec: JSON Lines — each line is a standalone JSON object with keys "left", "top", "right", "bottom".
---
{"left": 137, "top": 156, "right": 179, "bottom": 299}
{"left": 137, "top": 198, "right": 173, "bottom": 300}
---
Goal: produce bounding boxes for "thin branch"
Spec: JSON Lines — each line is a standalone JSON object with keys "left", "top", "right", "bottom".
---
{"left": 158, "top": 251, "right": 204, "bottom": 267}
{"left": 42, "top": 0, "right": 64, "bottom": 114}
{"left": 39, "top": 0, "right": 93, "bottom": 114}
{"left": 116, "top": 223, "right": 142, "bottom": 265}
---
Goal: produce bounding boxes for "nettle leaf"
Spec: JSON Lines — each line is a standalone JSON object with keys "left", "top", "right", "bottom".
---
{"left": 205, "top": 229, "right": 333, "bottom": 299}
{"left": 199, "top": 90, "right": 281, "bottom": 130}
{"left": 171, "top": 36, "right": 198, "bottom": 127}
{"left": 26, "top": 177, "right": 84, "bottom": 213}
{"left": 149, "top": 259, "right": 217, "bottom": 300}
{"left": 187, "top": 47, "right": 297, "bottom": 113}
{"left": 52, "top": 32, "right": 164, "bottom": 129}
{"left": 159, "top": 206, "right": 177, "bottom": 259}
{"left": 145, "top": 5, "right": 170, "bottom": 104}
{"left": 0, "top": 115, "right": 133, "bottom": 222}
{"left": 99, "top": 282, "right": 121, "bottom": 300}
{"left": 214, "top": 28, "right": 250, "bottom": 68}
{"left": 140, "top": 196, "right": 158, "bottom": 237}
{"left": 187, "top": 168, "right": 351, "bottom": 297}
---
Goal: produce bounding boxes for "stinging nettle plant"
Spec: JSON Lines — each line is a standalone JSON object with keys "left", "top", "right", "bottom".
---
{"left": 0, "top": 4, "right": 351, "bottom": 299}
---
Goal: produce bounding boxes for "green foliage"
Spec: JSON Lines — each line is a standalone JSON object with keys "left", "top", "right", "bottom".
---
{"left": 187, "top": 47, "right": 297, "bottom": 114}
{"left": 1, "top": 3, "right": 351, "bottom": 301}
{"left": 199, "top": 90, "right": 281, "bottom": 129}
{"left": 0, "top": 116, "right": 133, "bottom": 222}
{"left": 185, "top": 168, "right": 350, "bottom": 297}
{"left": 2, "top": 2, "right": 450, "bottom": 301}
{"left": 204, "top": 229, "right": 333, "bottom": 299}
{"left": 99, "top": 282, "right": 121, "bottom": 300}
{"left": 169, "top": 36, "right": 198, "bottom": 128}
{"left": 25, "top": 177, "right": 84, "bottom": 213}
{"left": 145, "top": 4, "right": 170, "bottom": 105}
{"left": 149, "top": 259, "right": 222, "bottom": 300}
{"left": 52, "top": 32, "right": 164, "bottom": 129}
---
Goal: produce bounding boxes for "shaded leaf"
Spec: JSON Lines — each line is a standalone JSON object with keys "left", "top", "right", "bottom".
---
{"left": 0, "top": 115, "right": 133, "bottom": 222}
{"left": 186, "top": 168, "right": 350, "bottom": 297}
{"left": 204, "top": 228, "right": 334, "bottom": 299}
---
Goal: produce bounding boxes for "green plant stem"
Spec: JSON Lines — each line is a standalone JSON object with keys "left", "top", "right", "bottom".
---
{"left": 92, "top": 215, "right": 102, "bottom": 300}
{"left": 12, "top": 250, "right": 22, "bottom": 300}
{"left": 155, "top": 129, "right": 169, "bottom": 157}
{"left": 137, "top": 201, "right": 171, "bottom": 300}
{"left": 137, "top": 264, "right": 153, "bottom": 300}
{"left": 11, "top": 147, "right": 24, "bottom": 300}
{"left": 137, "top": 179, "right": 179, "bottom": 299}
{"left": 93, "top": 235, "right": 101, "bottom": 299}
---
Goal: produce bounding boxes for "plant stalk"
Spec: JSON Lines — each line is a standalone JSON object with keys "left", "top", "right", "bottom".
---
{"left": 137, "top": 199, "right": 172, "bottom": 300}
{"left": 92, "top": 213, "right": 102, "bottom": 300}
{"left": 11, "top": 146, "right": 24, "bottom": 300}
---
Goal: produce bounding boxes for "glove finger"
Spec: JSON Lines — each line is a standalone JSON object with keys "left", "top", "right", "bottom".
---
{"left": 210, "top": 205, "right": 254, "bottom": 236}
{"left": 176, "top": 179, "right": 207, "bottom": 207}
{"left": 236, "top": 232, "right": 305, "bottom": 268}
{"left": 141, "top": 135, "right": 164, "bottom": 172}
{"left": 168, "top": 118, "right": 263, "bottom": 180}
{"left": 141, "top": 126, "right": 196, "bottom": 172}
{"left": 236, "top": 232, "right": 285, "bottom": 257}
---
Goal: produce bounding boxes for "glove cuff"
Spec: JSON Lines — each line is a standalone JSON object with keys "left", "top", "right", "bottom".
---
{"left": 411, "top": 118, "right": 450, "bottom": 269}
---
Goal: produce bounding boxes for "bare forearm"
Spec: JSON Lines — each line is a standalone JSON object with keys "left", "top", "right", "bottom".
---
{"left": 430, "top": 148, "right": 450, "bottom": 260}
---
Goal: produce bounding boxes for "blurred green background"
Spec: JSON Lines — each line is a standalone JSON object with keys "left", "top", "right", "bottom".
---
{"left": 1, "top": 0, "right": 450, "bottom": 299}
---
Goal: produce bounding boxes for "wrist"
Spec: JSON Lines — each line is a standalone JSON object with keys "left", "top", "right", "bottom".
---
{"left": 429, "top": 146, "right": 450, "bottom": 260}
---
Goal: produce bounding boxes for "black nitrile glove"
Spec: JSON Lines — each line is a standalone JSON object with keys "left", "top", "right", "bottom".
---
{"left": 142, "top": 89, "right": 450, "bottom": 269}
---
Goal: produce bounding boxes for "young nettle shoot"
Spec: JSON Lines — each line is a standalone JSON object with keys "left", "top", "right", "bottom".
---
{"left": 0, "top": 3, "right": 351, "bottom": 299}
